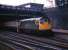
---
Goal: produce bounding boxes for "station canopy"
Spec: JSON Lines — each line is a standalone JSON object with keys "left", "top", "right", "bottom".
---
{"left": 0, "top": 0, "right": 56, "bottom": 21}
{"left": 0, "top": 0, "right": 56, "bottom": 8}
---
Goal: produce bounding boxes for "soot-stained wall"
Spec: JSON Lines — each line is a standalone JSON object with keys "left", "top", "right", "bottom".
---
{"left": 46, "top": 7, "right": 68, "bottom": 29}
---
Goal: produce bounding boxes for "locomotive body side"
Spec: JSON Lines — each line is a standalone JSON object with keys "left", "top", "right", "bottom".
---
{"left": 19, "top": 17, "right": 53, "bottom": 35}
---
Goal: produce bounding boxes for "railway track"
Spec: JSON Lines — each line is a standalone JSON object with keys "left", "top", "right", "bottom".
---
{"left": 0, "top": 38, "right": 35, "bottom": 50}
{"left": 48, "top": 33, "right": 68, "bottom": 43}
{"left": 0, "top": 31, "right": 63, "bottom": 50}
{"left": 1, "top": 31, "right": 68, "bottom": 49}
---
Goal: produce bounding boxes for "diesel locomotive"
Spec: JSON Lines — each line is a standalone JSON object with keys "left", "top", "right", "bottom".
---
{"left": 19, "top": 16, "right": 53, "bottom": 35}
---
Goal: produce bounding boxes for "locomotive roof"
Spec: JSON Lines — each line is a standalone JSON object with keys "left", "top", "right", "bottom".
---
{"left": 20, "top": 17, "right": 41, "bottom": 22}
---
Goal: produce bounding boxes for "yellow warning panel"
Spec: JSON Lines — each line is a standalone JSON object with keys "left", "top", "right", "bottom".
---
{"left": 39, "top": 22, "right": 50, "bottom": 30}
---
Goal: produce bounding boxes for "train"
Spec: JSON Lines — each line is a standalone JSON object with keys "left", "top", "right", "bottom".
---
{"left": 3, "top": 16, "right": 53, "bottom": 36}
{"left": 18, "top": 16, "right": 53, "bottom": 35}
